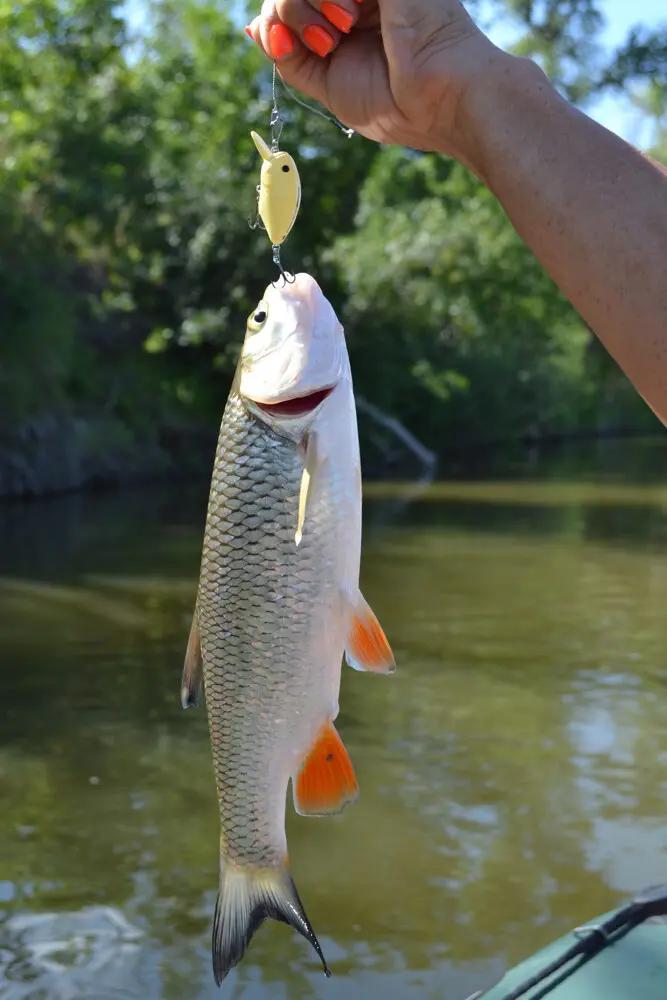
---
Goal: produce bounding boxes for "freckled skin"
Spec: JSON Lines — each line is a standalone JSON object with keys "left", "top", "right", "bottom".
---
{"left": 196, "top": 385, "right": 350, "bottom": 869}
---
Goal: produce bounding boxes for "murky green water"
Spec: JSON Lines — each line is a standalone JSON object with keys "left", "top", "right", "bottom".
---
{"left": 3, "top": 445, "right": 667, "bottom": 1000}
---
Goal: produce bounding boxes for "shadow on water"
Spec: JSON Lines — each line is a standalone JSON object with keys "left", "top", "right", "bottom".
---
{"left": 3, "top": 441, "right": 667, "bottom": 999}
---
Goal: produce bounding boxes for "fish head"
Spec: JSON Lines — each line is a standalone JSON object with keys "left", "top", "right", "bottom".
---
{"left": 239, "top": 273, "right": 348, "bottom": 436}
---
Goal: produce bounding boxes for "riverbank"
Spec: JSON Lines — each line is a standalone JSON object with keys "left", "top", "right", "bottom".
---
{"left": 0, "top": 402, "right": 437, "bottom": 499}
{"left": 1, "top": 407, "right": 664, "bottom": 500}
{"left": 0, "top": 412, "right": 218, "bottom": 499}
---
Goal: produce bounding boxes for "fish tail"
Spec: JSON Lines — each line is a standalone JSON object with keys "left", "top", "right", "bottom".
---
{"left": 212, "top": 847, "right": 331, "bottom": 985}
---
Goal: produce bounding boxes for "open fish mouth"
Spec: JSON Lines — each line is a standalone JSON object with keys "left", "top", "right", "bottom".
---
{"left": 255, "top": 387, "right": 334, "bottom": 418}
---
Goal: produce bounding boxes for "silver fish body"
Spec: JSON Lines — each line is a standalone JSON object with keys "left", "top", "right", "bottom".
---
{"left": 199, "top": 386, "right": 349, "bottom": 863}
{"left": 181, "top": 274, "right": 395, "bottom": 984}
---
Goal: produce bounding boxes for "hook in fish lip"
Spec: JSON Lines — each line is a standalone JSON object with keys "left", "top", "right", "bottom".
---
{"left": 254, "top": 386, "right": 334, "bottom": 418}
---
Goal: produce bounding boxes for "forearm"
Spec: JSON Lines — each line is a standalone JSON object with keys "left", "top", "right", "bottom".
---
{"left": 452, "top": 56, "right": 667, "bottom": 423}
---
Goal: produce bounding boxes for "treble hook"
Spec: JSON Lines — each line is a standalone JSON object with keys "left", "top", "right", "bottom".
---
{"left": 248, "top": 183, "right": 265, "bottom": 232}
{"left": 271, "top": 244, "right": 295, "bottom": 286}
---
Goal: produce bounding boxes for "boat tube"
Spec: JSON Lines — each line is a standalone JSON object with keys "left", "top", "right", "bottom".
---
{"left": 465, "top": 884, "right": 667, "bottom": 1000}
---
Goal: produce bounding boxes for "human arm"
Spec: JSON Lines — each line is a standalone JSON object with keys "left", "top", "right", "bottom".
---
{"left": 457, "top": 58, "right": 667, "bottom": 424}
{"left": 247, "top": 0, "right": 667, "bottom": 422}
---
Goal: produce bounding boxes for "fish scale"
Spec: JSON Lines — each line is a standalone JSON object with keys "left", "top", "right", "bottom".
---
{"left": 197, "top": 388, "right": 339, "bottom": 867}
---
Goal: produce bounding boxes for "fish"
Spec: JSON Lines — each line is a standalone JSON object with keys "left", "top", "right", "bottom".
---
{"left": 251, "top": 130, "right": 301, "bottom": 246}
{"left": 181, "top": 272, "right": 395, "bottom": 984}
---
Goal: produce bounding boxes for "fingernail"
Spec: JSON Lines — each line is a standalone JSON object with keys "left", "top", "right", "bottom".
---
{"left": 321, "top": 2, "right": 354, "bottom": 33}
{"left": 303, "top": 24, "right": 335, "bottom": 57}
{"left": 244, "top": 25, "right": 253, "bottom": 38}
{"left": 269, "top": 23, "right": 295, "bottom": 59}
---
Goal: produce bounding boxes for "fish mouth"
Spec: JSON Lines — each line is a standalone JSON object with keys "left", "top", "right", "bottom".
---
{"left": 255, "top": 386, "right": 334, "bottom": 418}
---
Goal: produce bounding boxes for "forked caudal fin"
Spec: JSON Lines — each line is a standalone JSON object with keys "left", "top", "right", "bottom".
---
{"left": 212, "top": 856, "right": 331, "bottom": 985}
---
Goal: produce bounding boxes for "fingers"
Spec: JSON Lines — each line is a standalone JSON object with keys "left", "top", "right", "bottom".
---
{"left": 248, "top": 0, "right": 360, "bottom": 61}
{"left": 245, "top": 8, "right": 332, "bottom": 109}
{"left": 273, "top": 0, "right": 339, "bottom": 58}
{"left": 302, "top": 0, "right": 358, "bottom": 36}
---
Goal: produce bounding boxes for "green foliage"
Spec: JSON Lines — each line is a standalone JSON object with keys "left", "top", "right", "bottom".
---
{"left": 0, "top": 0, "right": 665, "bottom": 476}
{"left": 489, "top": 1, "right": 667, "bottom": 105}
{"left": 328, "top": 148, "right": 593, "bottom": 447}
{"left": 497, "top": 0, "right": 604, "bottom": 100}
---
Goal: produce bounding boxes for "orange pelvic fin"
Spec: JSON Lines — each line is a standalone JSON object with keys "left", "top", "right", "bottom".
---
{"left": 345, "top": 591, "right": 396, "bottom": 674}
{"left": 181, "top": 610, "right": 204, "bottom": 708}
{"left": 293, "top": 722, "right": 359, "bottom": 817}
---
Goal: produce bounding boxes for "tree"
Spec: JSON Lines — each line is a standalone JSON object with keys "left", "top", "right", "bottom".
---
{"left": 0, "top": 0, "right": 665, "bottom": 488}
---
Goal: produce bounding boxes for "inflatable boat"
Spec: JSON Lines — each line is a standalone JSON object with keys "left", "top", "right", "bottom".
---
{"left": 466, "top": 884, "right": 667, "bottom": 1000}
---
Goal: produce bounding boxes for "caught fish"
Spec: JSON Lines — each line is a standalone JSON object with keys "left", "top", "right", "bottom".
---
{"left": 182, "top": 272, "right": 395, "bottom": 984}
{"left": 251, "top": 130, "right": 301, "bottom": 246}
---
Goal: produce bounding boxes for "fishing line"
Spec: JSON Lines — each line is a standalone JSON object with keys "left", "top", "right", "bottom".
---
{"left": 270, "top": 62, "right": 285, "bottom": 151}
{"left": 274, "top": 68, "right": 356, "bottom": 139}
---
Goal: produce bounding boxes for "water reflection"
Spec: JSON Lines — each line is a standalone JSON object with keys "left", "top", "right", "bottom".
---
{"left": 2, "top": 459, "right": 667, "bottom": 999}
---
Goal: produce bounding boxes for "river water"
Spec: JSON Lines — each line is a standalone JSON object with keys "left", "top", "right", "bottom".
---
{"left": 2, "top": 443, "right": 667, "bottom": 1000}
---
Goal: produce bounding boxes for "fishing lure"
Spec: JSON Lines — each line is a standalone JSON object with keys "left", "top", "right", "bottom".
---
{"left": 251, "top": 63, "right": 355, "bottom": 281}
{"left": 251, "top": 130, "right": 301, "bottom": 249}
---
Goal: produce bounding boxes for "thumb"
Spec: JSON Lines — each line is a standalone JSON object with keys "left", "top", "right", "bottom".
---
{"left": 378, "top": 0, "right": 472, "bottom": 26}
{"left": 377, "top": 0, "right": 477, "bottom": 51}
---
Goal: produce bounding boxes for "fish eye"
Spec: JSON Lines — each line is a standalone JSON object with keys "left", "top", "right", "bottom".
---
{"left": 282, "top": 165, "right": 290, "bottom": 173}
{"left": 247, "top": 303, "right": 268, "bottom": 332}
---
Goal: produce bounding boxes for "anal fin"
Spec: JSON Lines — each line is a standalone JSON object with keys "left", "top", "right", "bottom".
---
{"left": 345, "top": 591, "right": 396, "bottom": 675}
{"left": 181, "top": 610, "right": 203, "bottom": 709}
{"left": 293, "top": 722, "right": 359, "bottom": 817}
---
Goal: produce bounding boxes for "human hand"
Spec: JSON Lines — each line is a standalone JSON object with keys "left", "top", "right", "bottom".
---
{"left": 246, "top": 0, "right": 514, "bottom": 164}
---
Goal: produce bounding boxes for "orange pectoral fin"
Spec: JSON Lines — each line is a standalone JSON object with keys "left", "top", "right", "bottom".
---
{"left": 293, "top": 722, "right": 359, "bottom": 817}
{"left": 345, "top": 592, "right": 396, "bottom": 675}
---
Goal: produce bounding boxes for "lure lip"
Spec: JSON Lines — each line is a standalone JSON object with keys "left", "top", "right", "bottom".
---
{"left": 251, "top": 130, "right": 273, "bottom": 162}
{"left": 254, "top": 386, "right": 334, "bottom": 418}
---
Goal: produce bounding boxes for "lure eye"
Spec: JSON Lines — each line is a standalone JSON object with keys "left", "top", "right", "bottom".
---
{"left": 247, "top": 303, "right": 268, "bottom": 332}
{"left": 282, "top": 165, "right": 290, "bottom": 173}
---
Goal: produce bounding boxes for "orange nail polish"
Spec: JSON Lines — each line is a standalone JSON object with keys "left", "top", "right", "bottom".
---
{"left": 244, "top": 25, "right": 253, "bottom": 38}
{"left": 321, "top": 2, "right": 354, "bottom": 33}
{"left": 303, "top": 24, "right": 335, "bottom": 57}
{"left": 269, "top": 23, "right": 295, "bottom": 59}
